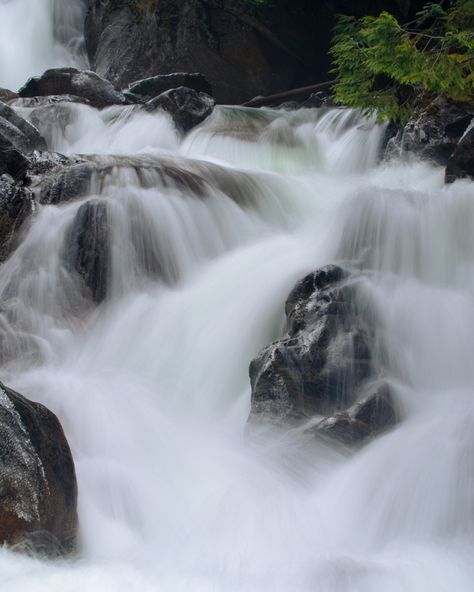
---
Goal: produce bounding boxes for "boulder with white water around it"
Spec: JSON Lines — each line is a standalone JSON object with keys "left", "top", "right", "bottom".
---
{"left": 312, "top": 381, "right": 397, "bottom": 445}
{"left": 0, "top": 382, "right": 78, "bottom": 555}
{"left": 249, "top": 265, "right": 398, "bottom": 445}
{"left": 18, "top": 68, "right": 126, "bottom": 110}
{"left": 145, "top": 86, "right": 215, "bottom": 133}
{"left": 63, "top": 199, "right": 110, "bottom": 304}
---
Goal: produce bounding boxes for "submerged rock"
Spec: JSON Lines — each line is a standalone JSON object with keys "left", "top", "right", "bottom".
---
{"left": 18, "top": 68, "right": 126, "bottom": 110}
{"left": 250, "top": 264, "right": 396, "bottom": 444}
{"left": 63, "top": 199, "right": 110, "bottom": 304}
{"left": 445, "top": 125, "right": 474, "bottom": 183}
{"left": 145, "top": 86, "right": 215, "bottom": 133}
{"left": 0, "top": 382, "right": 77, "bottom": 555}
{"left": 314, "top": 381, "right": 397, "bottom": 445}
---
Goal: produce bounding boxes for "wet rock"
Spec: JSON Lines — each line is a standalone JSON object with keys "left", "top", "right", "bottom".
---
{"left": 0, "top": 88, "right": 18, "bottom": 102}
{"left": 0, "top": 101, "right": 47, "bottom": 153}
{"left": 388, "top": 98, "right": 474, "bottom": 165}
{"left": 0, "top": 382, "right": 77, "bottom": 555}
{"left": 63, "top": 200, "right": 110, "bottom": 303}
{"left": 250, "top": 264, "right": 398, "bottom": 444}
{"left": 84, "top": 0, "right": 424, "bottom": 104}
{"left": 145, "top": 87, "right": 215, "bottom": 133}
{"left": 0, "top": 174, "right": 32, "bottom": 261}
{"left": 84, "top": 0, "right": 312, "bottom": 104}
{"left": 37, "top": 162, "right": 96, "bottom": 205}
{"left": 250, "top": 265, "right": 374, "bottom": 421}
{"left": 125, "top": 73, "right": 212, "bottom": 102}
{"left": 315, "top": 381, "right": 397, "bottom": 445}
{"left": 0, "top": 136, "right": 29, "bottom": 181}
{"left": 445, "top": 125, "right": 474, "bottom": 183}
{"left": 18, "top": 68, "right": 126, "bottom": 110}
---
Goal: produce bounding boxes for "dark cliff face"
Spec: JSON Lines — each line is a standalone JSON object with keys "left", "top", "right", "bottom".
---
{"left": 84, "top": 0, "right": 426, "bottom": 104}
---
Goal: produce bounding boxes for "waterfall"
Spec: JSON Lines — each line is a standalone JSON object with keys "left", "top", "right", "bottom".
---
{"left": 0, "top": 0, "right": 87, "bottom": 91}
{"left": 1, "top": 1, "right": 474, "bottom": 590}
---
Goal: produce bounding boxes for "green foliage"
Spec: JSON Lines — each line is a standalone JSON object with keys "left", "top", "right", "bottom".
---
{"left": 330, "top": 0, "right": 474, "bottom": 122}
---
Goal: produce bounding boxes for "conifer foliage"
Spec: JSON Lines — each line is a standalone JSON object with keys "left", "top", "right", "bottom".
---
{"left": 330, "top": 0, "right": 474, "bottom": 122}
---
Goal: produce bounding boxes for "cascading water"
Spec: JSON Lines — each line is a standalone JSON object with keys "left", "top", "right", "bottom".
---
{"left": 0, "top": 0, "right": 87, "bottom": 91}
{"left": 1, "top": 2, "right": 474, "bottom": 591}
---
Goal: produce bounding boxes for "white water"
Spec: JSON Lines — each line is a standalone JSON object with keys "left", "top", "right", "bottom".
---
{"left": 2, "top": 3, "right": 474, "bottom": 591}
{"left": 0, "top": 0, "right": 87, "bottom": 91}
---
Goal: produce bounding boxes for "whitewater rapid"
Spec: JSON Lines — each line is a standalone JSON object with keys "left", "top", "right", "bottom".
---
{"left": 1, "top": 2, "right": 474, "bottom": 591}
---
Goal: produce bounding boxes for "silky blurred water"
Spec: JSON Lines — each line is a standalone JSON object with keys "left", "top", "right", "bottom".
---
{"left": 1, "top": 2, "right": 474, "bottom": 591}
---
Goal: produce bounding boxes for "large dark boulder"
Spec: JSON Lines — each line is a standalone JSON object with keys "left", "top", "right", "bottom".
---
{"left": 445, "top": 125, "right": 474, "bottom": 183}
{"left": 388, "top": 98, "right": 474, "bottom": 166}
{"left": 125, "top": 73, "right": 212, "bottom": 101}
{"left": 84, "top": 0, "right": 426, "bottom": 104}
{"left": 63, "top": 199, "right": 110, "bottom": 303}
{"left": 84, "top": 0, "right": 316, "bottom": 104}
{"left": 145, "top": 87, "right": 215, "bottom": 133}
{"left": 0, "top": 138, "right": 29, "bottom": 181}
{"left": 251, "top": 265, "right": 372, "bottom": 419}
{"left": 18, "top": 68, "right": 126, "bottom": 109}
{"left": 0, "top": 382, "right": 77, "bottom": 555}
{"left": 250, "top": 264, "right": 396, "bottom": 443}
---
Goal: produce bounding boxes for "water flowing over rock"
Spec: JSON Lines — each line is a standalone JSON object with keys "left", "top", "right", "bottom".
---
{"left": 0, "top": 382, "right": 77, "bottom": 555}
{"left": 63, "top": 199, "right": 110, "bottom": 304}
{"left": 314, "top": 381, "right": 397, "bottom": 445}
{"left": 1, "top": 1, "right": 474, "bottom": 586}
{"left": 18, "top": 67, "right": 126, "bottom": 109}
{"left": 250, "top": 264, "right": 396, "bottom": 443}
